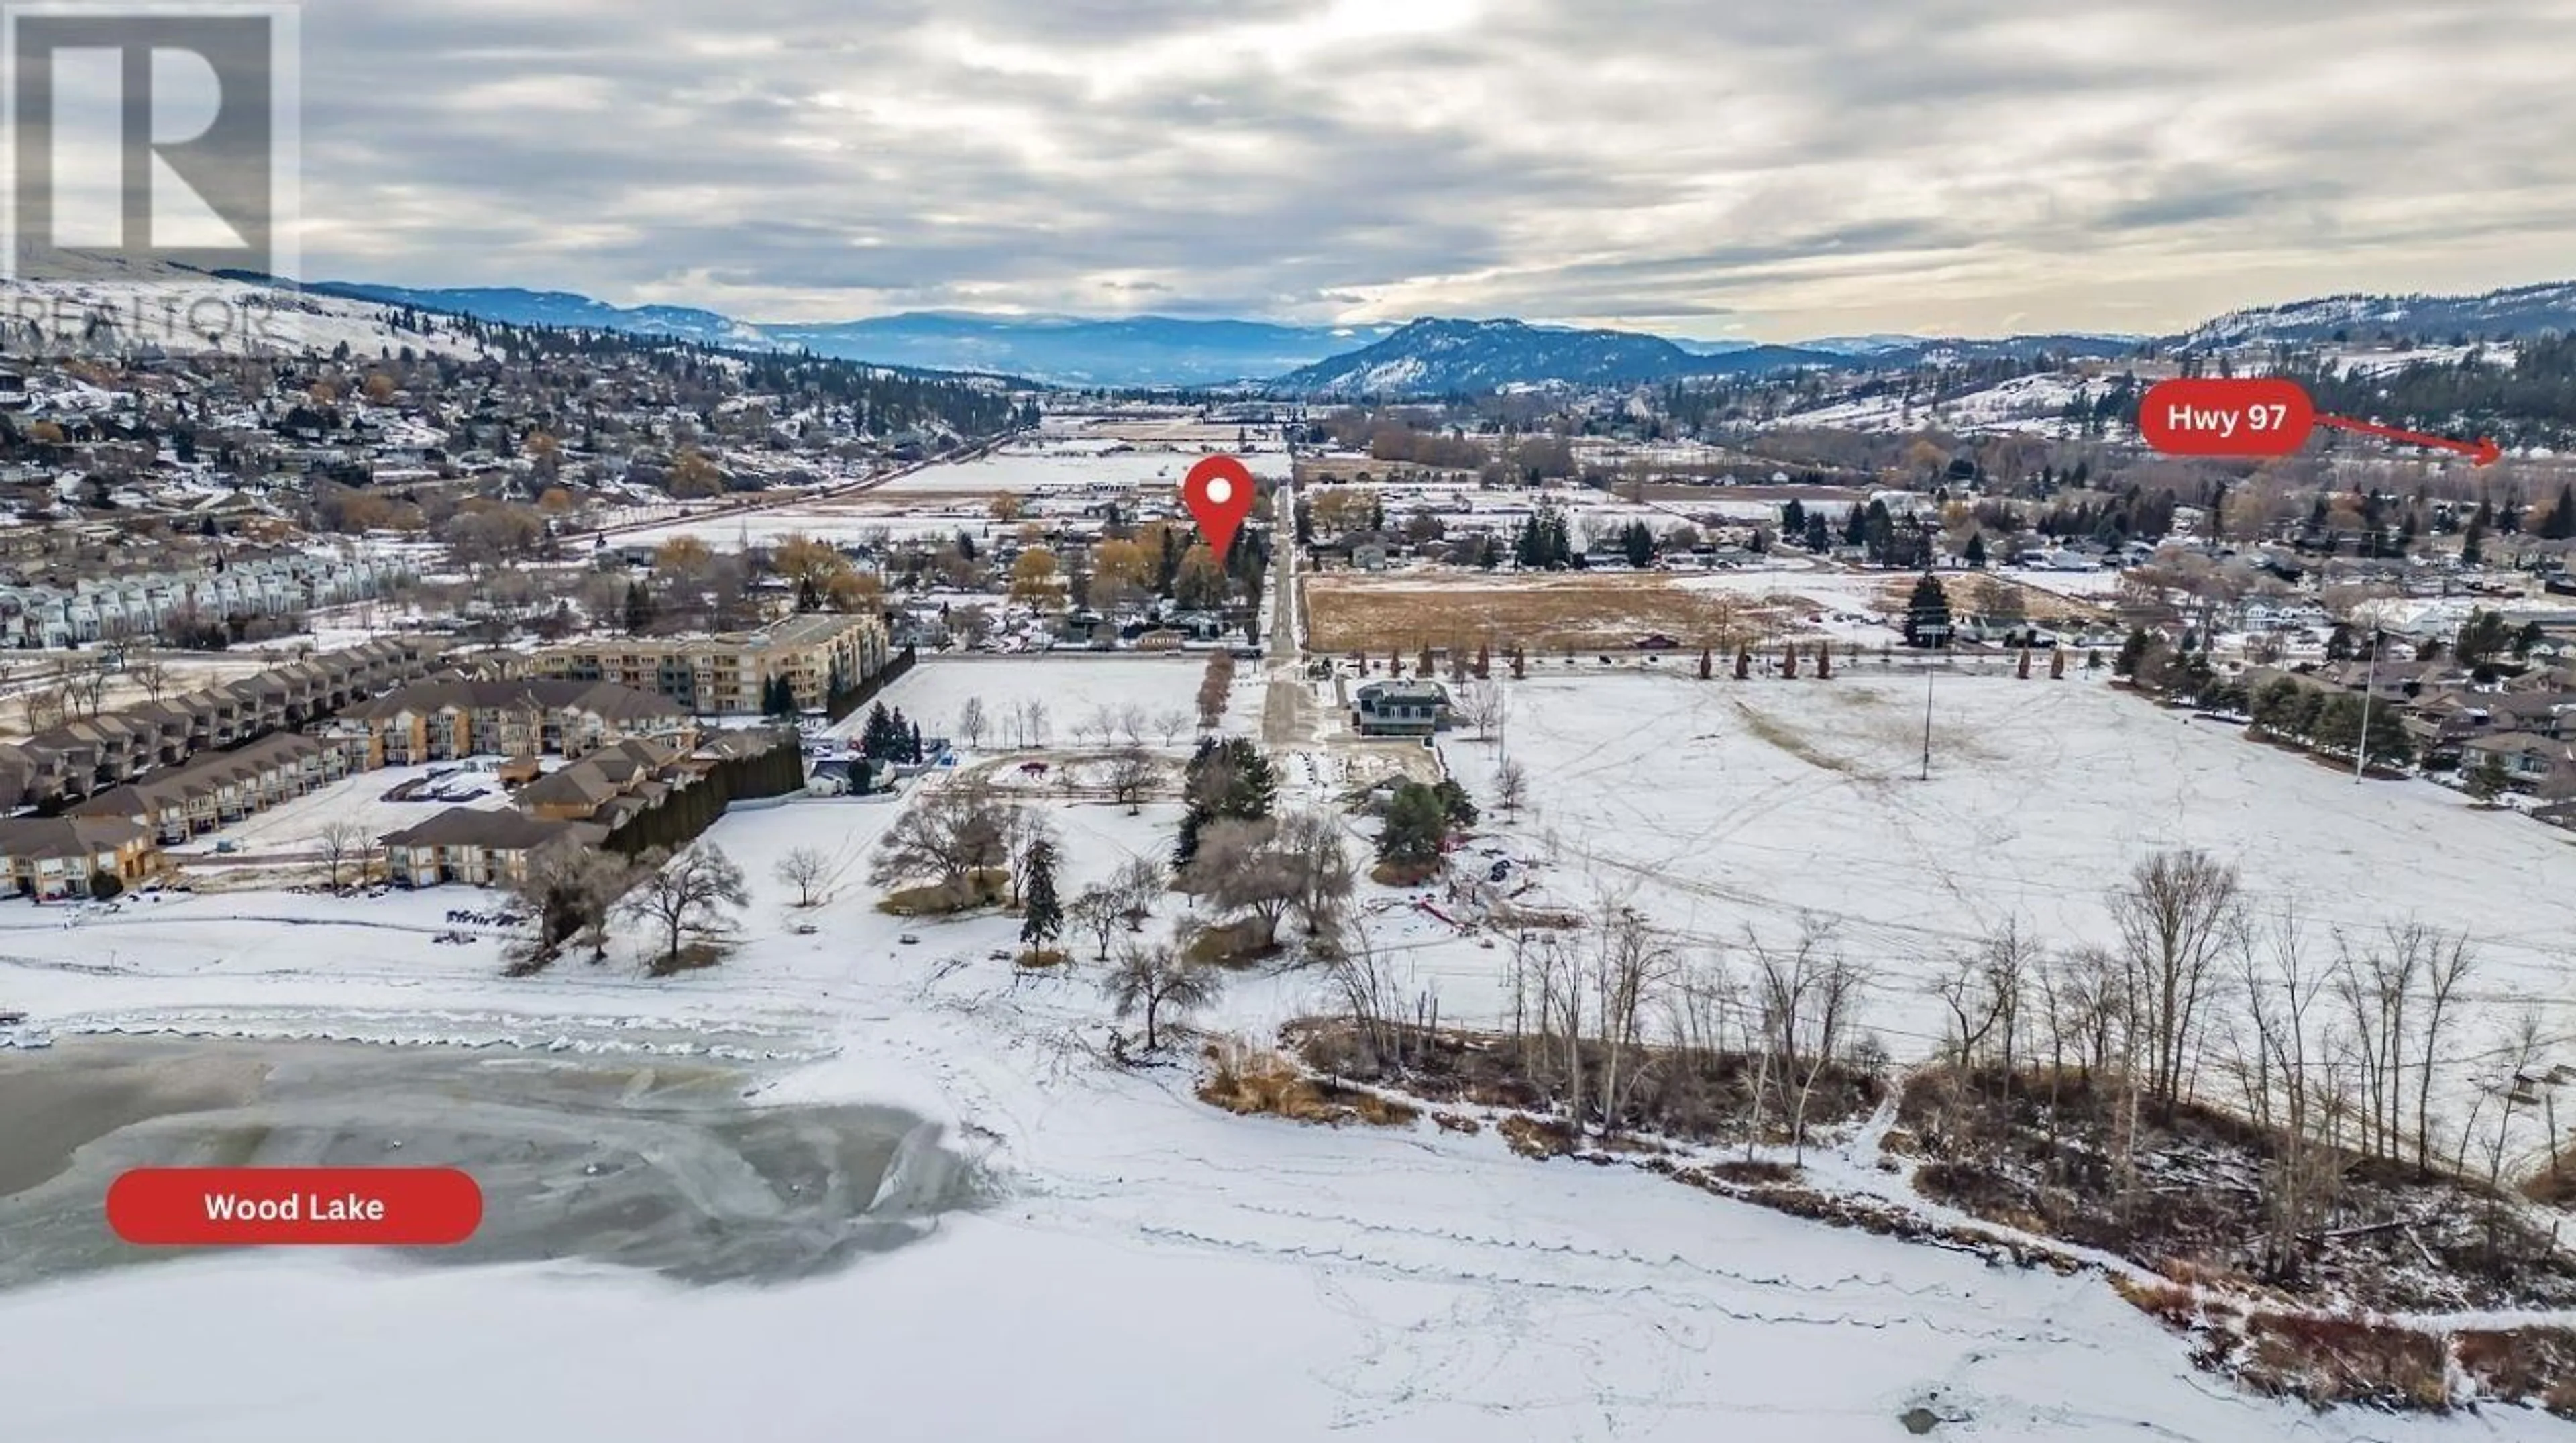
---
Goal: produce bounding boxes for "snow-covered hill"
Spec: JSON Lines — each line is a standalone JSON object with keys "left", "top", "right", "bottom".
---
{"left": 3, "top": 258, "right": 492, "bottom": 359}
{"left": 309, "top": 282, "right": 777, "bottom": 351}
{"left": 2183, "top": 280, "right": 2576, "bottom": 348}
{"left": 1272, "top": 317, "right": 1844, "bottom": 396}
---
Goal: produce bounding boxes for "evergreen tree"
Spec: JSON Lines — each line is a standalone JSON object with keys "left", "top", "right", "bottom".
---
{"left": 1964, "top": 532, "right": 1987, "bottom": 568}
{"left": 2544, "top": 483, "right": 2576, "bottom": 540}
{"left": 1619, "top": 520, "right": 1655, "bottom": 568}
{"left": 1019, "top": 840, "right": 1063, "bottom": 949}
{"left": 1782, "top": 498, "right": 1807, "bottom": 535}
{"left": 2467, "top": 753, "right": 2511, "bottom": 804}
{"left": 2115, "top": 627, "right": 2152, "bottom": 678}
{"left": 1902, "top": 574, "right": 1952, "bottom": 648}
{"left": 1377, "top": 782, "right": 1450, "bottom": 871}
{"left": 1175, "top": 737, "right": 1278, "bottom": 867}
{"left": 623, "top": 581, "right": 655, "bottom": 633}
{"left": 909, "top": 720, "right": 926, "bottom": 763}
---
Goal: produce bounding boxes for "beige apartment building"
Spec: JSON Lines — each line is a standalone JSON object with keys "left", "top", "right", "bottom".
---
{"left": 532, "top": 613, "right": 889, "bottom": 716}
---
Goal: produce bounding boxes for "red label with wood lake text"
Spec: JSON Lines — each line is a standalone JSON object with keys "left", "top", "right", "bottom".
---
{"left": 107, "top": 1167, "right": 483, "bottom": 1246}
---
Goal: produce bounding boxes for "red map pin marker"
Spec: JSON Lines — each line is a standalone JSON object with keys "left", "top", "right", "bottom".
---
{"left": 1182, "top": 456, "right": 1256, "bottom": 559}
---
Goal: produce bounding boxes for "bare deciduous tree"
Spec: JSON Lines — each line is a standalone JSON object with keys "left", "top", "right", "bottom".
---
{"left": 1102, "top": 932, "right": 1224, "bottom": 1052}
{"left": 1746, "top": 918, "right": 1866, "bottom": 1159}
{"left": 315, "top": 818, "right": 372, "bottom": 892}
{"left": 774, "top": 846, "right": 833, "bottom": 908}
{"left": 1069, "top": 885, "right": 1126, "bottom": 960}
{"left": 955, "top": 696, "right": 989, "bottom": 750}
{"left": 1112, "top": 856, "right": 1165, "bottom": 932}
{"left": 1588, "top": 901, "right": 1676, "bottom": 1136}
{"left": 2110, "top": 849, "right": 2244, "bottom": 1116}
{"left": 1179, "top": 818, "right": 1301, "bottom": 951}
{"left": 1153, "top": 710, "right": 1192, "bottom": 747}
{"left": 1106, "top": 747, "right": 1158, "bottom": 814}
{"left": 619, "top": 843, "right": 751, "bottom": 967}
{"left": 870, "top": 786, "right": 1012, "bottom": 901}
{"left": 129, "top": 657, "right": 173, "bottom": 702}
{"left": 1453, "top": 679, "right": 1506, "bottom": 741}
{"left": 1495, "top": 758, "right": 1529, "bottom": 819}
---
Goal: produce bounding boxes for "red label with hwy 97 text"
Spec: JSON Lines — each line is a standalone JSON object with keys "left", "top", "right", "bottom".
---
{"left": 107, "top": 1168, "right": 484, "bottom": 1246}
{"left": 2137, "top": 377, "right": 2314, "bottom": 457}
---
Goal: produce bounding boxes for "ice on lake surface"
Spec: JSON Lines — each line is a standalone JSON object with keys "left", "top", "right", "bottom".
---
{"left": 0, "top": 1037, "right": 985, "bottom": 1289}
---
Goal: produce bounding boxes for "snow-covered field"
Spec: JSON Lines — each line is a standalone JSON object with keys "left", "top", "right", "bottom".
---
{"left": 1770, "top": 372, "right": 2100, "bottom": 438}
{"left": 4, "top": 657, "right": 2573, "bottom": 1442}
{"left": 873, "top": 440, "right": 1289, "bottom": 497}
{"left": 1429, "top": 670, "right": 2576, "bottom": 1064}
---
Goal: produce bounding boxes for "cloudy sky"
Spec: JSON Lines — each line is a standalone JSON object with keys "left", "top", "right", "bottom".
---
{"left": 294, "top": 0, "right": 2576, "bottom": 339}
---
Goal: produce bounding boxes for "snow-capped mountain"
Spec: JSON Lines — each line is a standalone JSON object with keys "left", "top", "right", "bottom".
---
{"left": 306, "top": 283, "right": 780, "bottom": 351}
{"left": 2181, "top": 280, "right": 2576, "bottom": 348}
{"left": 1271, "top": 317, "right": 1845, "bottom": 396}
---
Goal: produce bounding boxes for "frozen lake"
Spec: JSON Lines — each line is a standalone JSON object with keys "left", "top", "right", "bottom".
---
{"left": 0, "top": 1037, "right": 983, "bottom": 1290}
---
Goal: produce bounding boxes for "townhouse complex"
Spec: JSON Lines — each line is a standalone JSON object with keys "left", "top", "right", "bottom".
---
{"left": 0, "top": 637, "right": 445, "bottom": 811}
{"left": 0, "top": 552, "right": 416, "bottom": 649}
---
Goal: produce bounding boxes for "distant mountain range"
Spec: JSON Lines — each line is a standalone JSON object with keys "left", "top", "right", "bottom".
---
{"left": 757, "top": 313, "right": 1398, "bottom": 388}
{"left": 296, "top": 276, "right": 2572, "bottom": 396}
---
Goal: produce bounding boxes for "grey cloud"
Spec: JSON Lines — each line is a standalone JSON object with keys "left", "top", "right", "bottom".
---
{"left": 283, "top": 0, "right": 2576, "bottom": 336}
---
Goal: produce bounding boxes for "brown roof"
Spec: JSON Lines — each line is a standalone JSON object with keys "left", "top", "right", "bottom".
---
{"left": 380, "top": 806, "right": 601, "bottom": 852}
{"left": 340, "top": 678, "right": 687, "bottom": 726}
{"left": 0, "top": 814, "right": 148, "bottom": 861}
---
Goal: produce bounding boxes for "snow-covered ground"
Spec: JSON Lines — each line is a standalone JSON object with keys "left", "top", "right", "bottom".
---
{"left": 1769, "top": 373, "right": 2100, "bottom": 438}
{"left": 1430, "top": 669, "right": 2576, "bottom": 1067}
{"left": 162, "top": 761, "right": 517, "bottom": 860}
{"left": 3, "top": 658, "right": 2572, "bottom": 1442}
{"left": 874, "top": 438, "right": 1291, "bottom": 497}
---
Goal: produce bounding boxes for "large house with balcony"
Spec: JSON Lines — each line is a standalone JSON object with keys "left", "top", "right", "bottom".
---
{"left": 1351, "top": 679, "right": 1451, "bottom": 738}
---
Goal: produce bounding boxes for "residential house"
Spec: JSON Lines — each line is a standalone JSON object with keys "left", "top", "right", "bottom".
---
{"left": 379, "top": 808, "right": 605, "bottom": 889}
{"left": 2461, "top": 731, "right": 2576, "bottom": 796}
{"left": 1352, "top": 679, "right": 1450, "bottom": 738}
{"left": 0, "top": 816, "right": 158, "bottom": 899}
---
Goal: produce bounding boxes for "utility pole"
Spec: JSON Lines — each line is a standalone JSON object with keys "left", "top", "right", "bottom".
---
{"left": 1920, "top": 664, "right": 1935, "bottom": 782}
{"left": 2354, "top": 626, "right": 2379, "bottom": 784}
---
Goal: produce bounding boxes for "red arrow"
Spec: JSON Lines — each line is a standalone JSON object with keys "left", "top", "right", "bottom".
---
{"left": 2314, "top": 413, "right": 2501, "bottom": 467}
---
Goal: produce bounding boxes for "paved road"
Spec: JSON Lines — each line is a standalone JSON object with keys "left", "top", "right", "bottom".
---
{"left": 1263, "top": 482, "right": 1318, "bottom": 747}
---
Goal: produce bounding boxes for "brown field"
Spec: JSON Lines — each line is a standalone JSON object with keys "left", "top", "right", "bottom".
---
{"left": 1304, "top": 572, "right": 1808, "bottom": 655}
{"left": 1292, "top": 457, "right": 1481, "bottom": 486}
